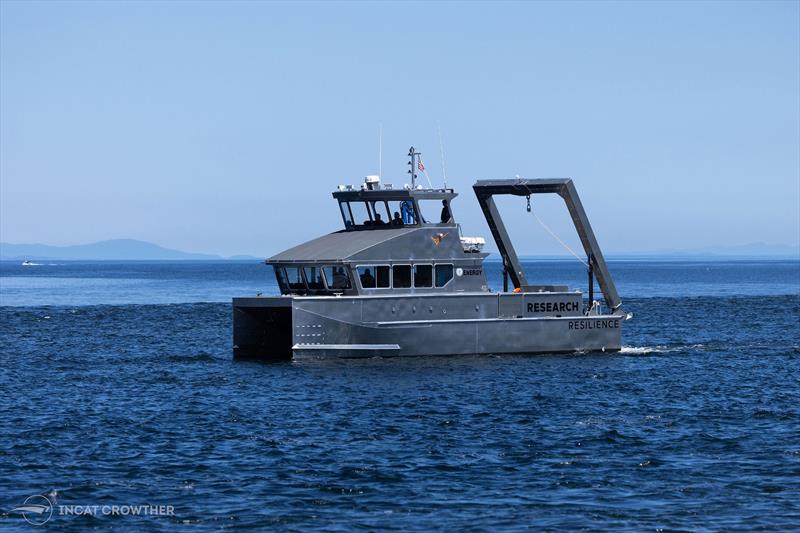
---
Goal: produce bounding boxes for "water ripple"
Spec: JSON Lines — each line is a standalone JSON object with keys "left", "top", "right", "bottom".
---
{"left": 1, "top": 291, "right": 799, "bottom": 529}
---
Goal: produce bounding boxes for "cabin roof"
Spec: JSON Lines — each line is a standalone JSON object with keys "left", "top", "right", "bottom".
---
{"left": 267, "top": 227, "right": 420, "bottom": 263}
{"left": 332, "top": 188, "right": 457, "bottom": 202}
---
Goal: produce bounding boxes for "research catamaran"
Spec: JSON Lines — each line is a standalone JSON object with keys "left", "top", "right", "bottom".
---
{"left": 233, "top": 147, "right": 629, "bottom": 359}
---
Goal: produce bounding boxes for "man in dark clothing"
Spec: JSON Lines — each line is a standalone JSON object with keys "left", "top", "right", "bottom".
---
{"left": 374, "top": 212, "right": 387, "bottom": 225}
{"left": 391, "top": 212, "right": 404, "bottom": 226}
{"left": 360, "top": 268, "right": 375, "bottom": 287}
{"left": 440, "top": 200, "right": 453, "bottom": 223}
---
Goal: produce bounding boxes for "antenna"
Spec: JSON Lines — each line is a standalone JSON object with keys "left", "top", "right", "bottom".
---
{"left": 378, "top": 123, "right": 382, "bottom": 180}
{"left": 437, "top": 121, "right": 448, "bottom": 189}
{"left": 407, "top": 146, "right": 420, "bottom": 188}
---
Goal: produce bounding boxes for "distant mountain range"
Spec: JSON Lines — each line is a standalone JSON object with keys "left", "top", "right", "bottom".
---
{"left": 624, "top": 242, "right": 800, "bottom": 259}
{"left": 509, "top": 242, "right": 798, "bottom": 260}
{"left": 0, "top": 238, "right": 797, "bottom": 261}
{"left": 610, "top": 242, "right": 800, "bottom": 259}
{"left": 0, "top": 239, "right": 260, "bottom": 261}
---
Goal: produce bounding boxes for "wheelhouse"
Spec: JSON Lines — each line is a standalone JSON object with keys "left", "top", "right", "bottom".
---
{"left": 266, "top": 165, "right": 485, "bottom": 298}
{"left": 333, "top": 187, "right": 457, "bottom": 230}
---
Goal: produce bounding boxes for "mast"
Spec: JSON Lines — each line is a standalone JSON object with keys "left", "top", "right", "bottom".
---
{"left": 408, "top": 146, "right": 421, "bottom": 189}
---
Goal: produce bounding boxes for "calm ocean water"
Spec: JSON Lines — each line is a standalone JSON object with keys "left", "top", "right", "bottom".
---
{"left": 1, "top": 259, "right": 799, "bottom": 530}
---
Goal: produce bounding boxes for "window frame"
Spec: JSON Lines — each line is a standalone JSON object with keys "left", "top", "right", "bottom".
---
{"left": 434, "top": 263, "right": 455, "bottom": 288}
{"left": 274, "top": 266, "right": 290, "bottom": 293}
{"left": 368, "top": 200, "right": 391, "bottom": 226}
{"left": 302, "top": 266, "right": 326, "bottom": 292}
{"left": 322, "top": 265, "right": 352, "bottom": 291}
{"left": 340, "top": 202, "right": 355, "bottom": 228}
{"left": 392, "top": 263, "right": 412, "bottom": 289}
{"left": 282, "top": 265, "right": 308, "bottom": 293}
{"left": 339, "top": 197, "right": 432, "bottom": 229}
{"left": 347, "top": 201, "right": 374, "bottom": 227}
{"left": 356, "top": 264, "right": 392, "bottom": 290}
{"left": 413, "top": 263, "right": 433, "bottom": 288}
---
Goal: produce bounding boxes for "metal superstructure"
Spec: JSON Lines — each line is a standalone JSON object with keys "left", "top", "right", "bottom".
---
{"left": 473, "top": 178, "right": 621, "bottom": 310}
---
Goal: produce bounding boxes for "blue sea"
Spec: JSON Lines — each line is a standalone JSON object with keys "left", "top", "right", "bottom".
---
{"left": 1, "top": 259, "right": 799, "bottom": 530}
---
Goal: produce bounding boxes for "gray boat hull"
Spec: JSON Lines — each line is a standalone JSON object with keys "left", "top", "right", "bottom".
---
{"left": 233, "top": 293, "right": 623, "bottom": 360}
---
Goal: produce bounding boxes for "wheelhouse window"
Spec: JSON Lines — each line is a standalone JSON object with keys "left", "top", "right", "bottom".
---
{"left": 284, "top": 266, "right": 305, "bottom": 291}
{"left": 393, "top": 265, "right": 411, "bottom": 288}
{"left": 414, "top": 264, "right": 433, "bottom": 287}
{"left": 303, "top": 267, "right": 325, "bottom": 290}
{"left": 417, "top": 199, "right": 454, "bottom": 224}
{"left": 389, "top": 200, "right": 417, "bottom": 226}
{"left": 274, "top": 264, "right": 353, "bottom": 295}
{"left": 340, "top": 203, "right": 354, "bottom": 228}
{"left": 347, "top": 201, "right": 372, "bottom": 226}
{"left": 323, "top": 266, "right": 351, "bottom": 290}
{"left": 435, "top": 264, "right": 454, "bottom": 287}
{"left": 275, "top": 266, "right": 290, "bottom": 292}
{"left": 339, "top": 198, "right": 419, "bottom": 229}
{"left": 368, "top": 200, "right": 391, "bottom": 226}
{"left": 357, "top": 265, "right": 390, "bottom": 289}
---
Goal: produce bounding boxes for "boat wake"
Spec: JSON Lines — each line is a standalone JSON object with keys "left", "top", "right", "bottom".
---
{"left": 620, "top": 345, "right": 664, "bottom": 354}
{"left": 621, "top": 343, "right": 706, "bottom": 355}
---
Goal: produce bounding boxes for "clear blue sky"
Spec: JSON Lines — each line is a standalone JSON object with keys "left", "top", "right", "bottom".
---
{"left": 1, "top": 0, "right": 798, "bottom": 257}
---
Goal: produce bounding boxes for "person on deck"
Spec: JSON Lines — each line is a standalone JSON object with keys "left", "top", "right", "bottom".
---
{"left": 391, "top": 212, "right": 404, "bottom": 226}
{"left": 440, "top": 199, "right": 453, "bottom": 223}
{"left": 401, "top": 200, "right": 414, "bottom": 224}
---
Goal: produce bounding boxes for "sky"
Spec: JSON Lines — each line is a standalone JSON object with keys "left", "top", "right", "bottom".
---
{"left": 1, "top": 0, "right": 798, "bottom": 257}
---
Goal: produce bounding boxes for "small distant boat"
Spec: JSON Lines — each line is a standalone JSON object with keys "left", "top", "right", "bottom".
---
{"left": 22, "top": 260, "right": 35, "bottom": 266}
